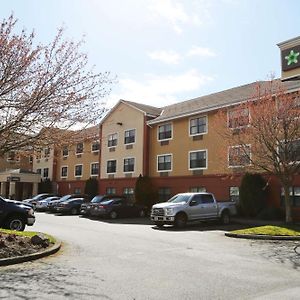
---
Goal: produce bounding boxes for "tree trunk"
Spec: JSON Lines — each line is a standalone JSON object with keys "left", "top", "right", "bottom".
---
{"left": 283, "top": 185, "right": 293, "bottom": 223}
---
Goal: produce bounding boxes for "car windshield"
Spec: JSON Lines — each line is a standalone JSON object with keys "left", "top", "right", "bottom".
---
{"left": 59, "top": 195, "right": 71, "bottom": 202}
{"left": 91, "top": 196, "right": 105, "bottom": 203}
{"left": 100, "top": 200, "right": 114, "bottom": 205}
{"left": 167, "top": 194, "right": 191, "bottom": 204}
{"left": 32, "top": 194, "right": 47, "bottom": 200}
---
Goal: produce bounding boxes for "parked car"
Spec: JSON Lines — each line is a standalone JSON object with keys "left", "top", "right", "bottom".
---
{"left": 56, "top": 198, "right": 85, "bottom": 215}
{"left": 23, "top": 193, "right": 56, "bottom": 208}
{"left": 150, "top": 192, "right": 237, "bottom": 228}
{"left": 35, "top": 196, "right": 60, "bottom": 212}
{"left": 80, "top": 195, "right": 121, "bottom": 216}
{"left": 0, "top": 196, "right": 35, "bottom": 231}
{"left": 89, "top": 197, "right": 147, "bottom": 219}
{"left": 48, "top": 194, "right": 89, "bottom": 212}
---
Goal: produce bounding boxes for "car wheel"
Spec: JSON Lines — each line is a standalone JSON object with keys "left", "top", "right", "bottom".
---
{"left": 5, "top": 216, "right": 26, "bottom": 231}
{"left": 110, "top": 211, "right": 118, "bottom": 219}
{"left": 139, "top": 210, "right": 146, "bottom": 217}
{"left": 221, "top": 211, "right": 230, "bottom": 225}
{"left": 71, "top": 208, "right": 78, "bottom": 215}
{"left": 174, "top": 213, "right": 187, "bottom": 229}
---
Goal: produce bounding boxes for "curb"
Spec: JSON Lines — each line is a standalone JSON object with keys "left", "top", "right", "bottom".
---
{"left": 0, "top": 239, "right": 62, "bottom": 266}
{"left": 225, "top": 232, "right": 300, "bottom": 241}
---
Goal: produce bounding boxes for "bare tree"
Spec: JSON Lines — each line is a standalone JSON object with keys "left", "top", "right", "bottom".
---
{"left": 0, "top": 15, "right": 114, "bottom": 156}
{"left": 216, "top": 80, "right": 300, "bottom": 223}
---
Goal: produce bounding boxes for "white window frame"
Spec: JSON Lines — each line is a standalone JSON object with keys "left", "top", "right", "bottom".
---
{"left": 62, "top": 146, "right": 69, "bottom": 157}
{"left": 123, "top": 157, "right": 135, "bottom": 173}
{"left": 108, "top": 133, "right": 118, "bottom": 148}
{"left": 157, "top": 123, "right": 173, "bottom": 141}
{"left": 189, "top": 115, "right": 208, "bottom": 136}
{"left": 228, "top": 145, "right": 251, "bottom": 168}
{"left": 74, "top": 164, "right": 83, "bottom": 177}
{"left": 157, "top": 154, "right": 173, "bottom": 172}
{"left": 91, "top": 141, "right": 100, "bottom": 152}
{"left": 124, "top": 128, "right": 136, "bottom": 145}
{"left": 106, "top": 159, "right": 117, "bottom": 174}
{"left": 61, "top": 166, "right": 68, "bottom": 178}
{"left": 227, "top": 108, "right": 250, "bottom": 129}
{"left": 43, "top": 168, "right": 49, "bottom": 178}
{"left": 90, "top": 162, "right": 99, "bottom": 176}
{"left": 188, "top": 149, "right": 208, "bottom": 170}
{"left": 76, "top": 142, "right": 84, "bottom": 155}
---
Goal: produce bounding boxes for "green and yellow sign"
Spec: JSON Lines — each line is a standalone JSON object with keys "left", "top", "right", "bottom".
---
{"left": 281, "top": 45, "right": 300, "bottom": 71}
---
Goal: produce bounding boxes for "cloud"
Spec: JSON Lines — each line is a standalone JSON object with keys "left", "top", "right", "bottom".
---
{"left": 148, "top": 0, "right": 203, "bottom": 34}
{"left": 106, "top": 69, "right": 214, "bottom": 108}
{"left": 148, "top": 50, "right": 181, "bottom": 64}
{"left": 187, "top": 46, "right": 216, "bottom": 57}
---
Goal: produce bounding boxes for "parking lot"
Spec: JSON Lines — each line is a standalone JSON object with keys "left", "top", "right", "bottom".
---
{"left": 0, "top": 212, "right": 300, "bottom": 300}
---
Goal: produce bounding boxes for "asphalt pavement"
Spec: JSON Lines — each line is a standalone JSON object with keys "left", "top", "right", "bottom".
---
{"left": 0, "top": 212, "right": 300, "bottom": 300}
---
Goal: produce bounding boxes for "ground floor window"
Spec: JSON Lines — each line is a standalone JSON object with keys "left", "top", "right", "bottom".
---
{"left": 74, "top": 188, "right": 81, "bottom": 194}
{"left": 158, "top": 187, "right": 171, "bottom": 202}
{"left": 281, "top": 187, "right": 300, "bottom": 207}
{"left": 106, "top": 187, "right": 116, "bottom": 195}
{"left": 123, "top": 187, "right": 134, "bottom": 201}
{"left": 229, "top": 187, "right": 239, "bottom": 203}
{"left": 189, "top": 187, "right": 206, "bottom": 193}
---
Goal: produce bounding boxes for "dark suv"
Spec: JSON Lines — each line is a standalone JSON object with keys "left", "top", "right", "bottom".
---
{"left": 0, "top": 196, "right": 35, "bottom": 231}
{"left": 48, "top": 194, "right": 90, "bottom": 212}
{"left": 89, "top": 197, "right": 147, "bottom": 219}
{"left": 80, "top": 195, "right": 123, "bottom": 216}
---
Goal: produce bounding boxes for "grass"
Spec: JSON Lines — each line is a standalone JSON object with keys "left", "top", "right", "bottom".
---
{"left": 0, "top": 229, "right": 56, "bottom": 243}
{"left": 232, "top": 225, "right": 300, "bottom": 236}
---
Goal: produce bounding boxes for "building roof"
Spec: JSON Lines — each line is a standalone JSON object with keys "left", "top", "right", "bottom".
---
{"left": 148, "top": 79, "right": 300, "bottom": 125}
{"left": 121, "top": 100, "right": 162, "bottom": 117}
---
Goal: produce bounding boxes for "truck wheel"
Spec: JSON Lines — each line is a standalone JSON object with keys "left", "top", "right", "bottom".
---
{"left": 5, "top": 216, "right": 26, "bottom": 231}
{"left": 175, "top": 213, "right": 187, "bottom": 228}
{"left": 221, "top": 211, "right": 230, "bottom": 225}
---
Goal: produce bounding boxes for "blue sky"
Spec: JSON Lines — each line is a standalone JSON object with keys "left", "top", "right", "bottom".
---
{"left": 2, "top": 0, "right": 300, "bottom": 108}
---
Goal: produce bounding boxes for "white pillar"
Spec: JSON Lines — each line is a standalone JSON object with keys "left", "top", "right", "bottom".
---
{"left": 32, "top": 182, "right": 38, "bottom": 196}
{"left": 9, "top": 182, "right": 16, "bottom": 199}
{"left": 0, "top": 182, "right": 6, "bottom": 196}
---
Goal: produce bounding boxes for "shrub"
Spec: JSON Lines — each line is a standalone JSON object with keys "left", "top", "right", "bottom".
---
{"left": 256, "top": 206, "right": 284, "bottom": 221}
{"left": 38, "top": 179, "right": 53, "bottom": 193}
{"left": 239, "top": 173, "right": 268, "bottom": 217}
{"left": 84, "top": 177, "right": 99, "bottom": 199}
{"left": 134, "top": 175, "right": 157, "bottom": 208}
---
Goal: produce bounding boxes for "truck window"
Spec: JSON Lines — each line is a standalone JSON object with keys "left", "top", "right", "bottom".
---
{"left": 201, "top": 194, "right": 214, "bottom": 204}
{"left": 190, "top": 195, "right": 202, "bottom": 205}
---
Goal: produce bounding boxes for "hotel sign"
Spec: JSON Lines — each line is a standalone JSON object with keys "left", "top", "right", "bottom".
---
{"left": 7, "top": 176, "right": 20, "bottom": 182}
{"left": 281, "top": 45, "right": 300, "bottom": 71}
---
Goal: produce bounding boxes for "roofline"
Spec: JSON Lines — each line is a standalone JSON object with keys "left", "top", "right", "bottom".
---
{"left": 147, "top": 82, "right": 300, "bottom": 125}
{"left": 277, "top": 36, "right": 300, "bottom": 49}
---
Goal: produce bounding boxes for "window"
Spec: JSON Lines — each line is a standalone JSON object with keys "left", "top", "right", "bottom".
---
{"left": 43, "top": 168, "right": 49, "bottom": 178}
{"left": 228, "top": 108, "right": 250, "bottom": 129}
{"left": 190, "top": 116, "right": 207, "bottom": 135}
{"left": 75, "top": 165, "right": 83, "bottom": 177}
{"left": 228, "top": 145, "right": 251, "bottom": 167}
{"left": 36, "top": 169, "right": 41, "bottom": 175}
{"left": 158, "top": 123, "right": 172, "bottom": 141}
{"left": 91, "top": 141, "right": 100, "bottom": 152}
{"left": 157, "top": 154, "right": 172, "bottom": 171}
{"left": 201, "top": 194, "right": 214, "bottom": 204}
{"left": 189, "top": 150, "right": 207, "bottom": 169}
{"left": 123, "top": 187, "right": 134, "bottom": 200}
{"left": 91, "top": 163, "right": 99, "bottom": 176}
{"left": 7, "top": 151, "right": 20, "bottom": 162}
{"left": 106, "top": 187, "right": 116, "bottom": 195}
{"left": 61, "top": 166, "right": 68, "bottom": 178}
{"left": 107, "top": 160, "right": 117, "bottom": 173}
{"left": 281, "top": 187, "right": 300, "bottom": 207}
{"left": 189, "top": 187, "right": 206, "bottom": 193}
{"left": 278, "top": 140, "right": 300, "bottom": 163}
{"left": 76, "top": 143, "right": 83, "bottom": 154}
{"left": 124, "top": 129, "right": 136, "bottom": 144}
{"left": 44, "top": 147, "right": 50, "bottom": 157}
{"left": 158, "top": 188, "right": 171, "bottom": 202}
{"left": 108, "top": 133, "right": 118, "bottom": 147}
{"left": 62, "top": 146, "right": 69, "bottom": 157}
{"left": 124, "top": 158, "right": 135, "bottom": 172}
{"left": 74, "top": 188, "right": 81, "bottom": 194}
{"left": 230, "top": 187, "right": 239, "bottom": 203}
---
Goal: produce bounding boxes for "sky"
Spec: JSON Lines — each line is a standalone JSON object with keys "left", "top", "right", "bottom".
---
{"left": 2, "top": 0, "right": 300, "bottom": 109}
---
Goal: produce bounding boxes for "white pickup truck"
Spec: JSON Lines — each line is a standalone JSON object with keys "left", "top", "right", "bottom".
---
{"left": 150, "top": 192, "right": 237, "bottom": 228}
